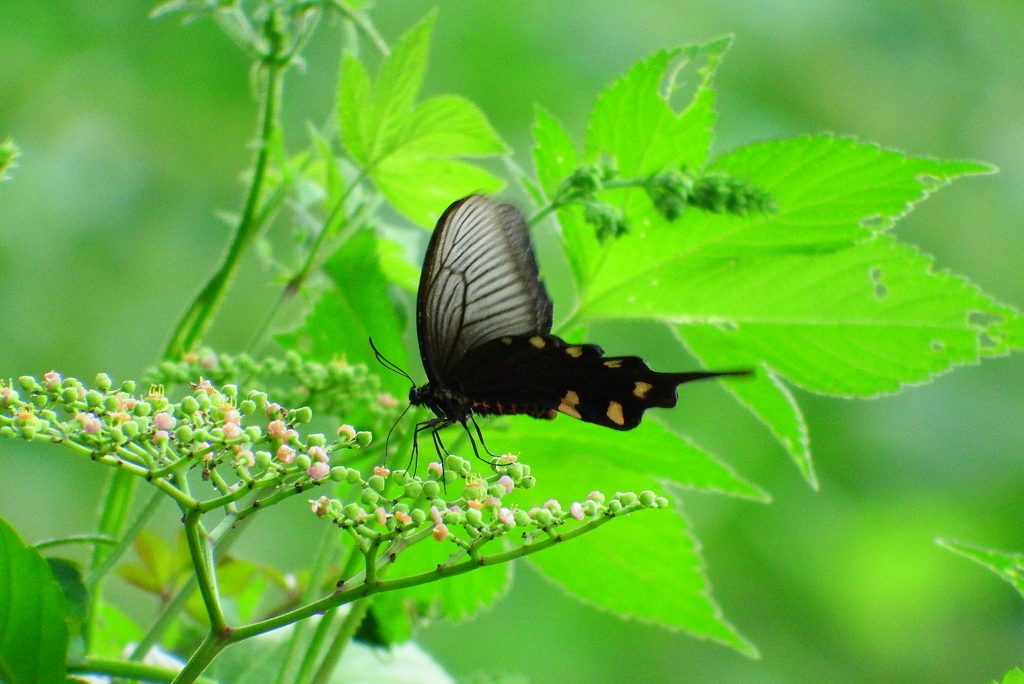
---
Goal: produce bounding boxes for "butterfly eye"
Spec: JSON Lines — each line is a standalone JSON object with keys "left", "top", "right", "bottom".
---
{"left": 408, "top": 387, "right": 421, "bottom": 404}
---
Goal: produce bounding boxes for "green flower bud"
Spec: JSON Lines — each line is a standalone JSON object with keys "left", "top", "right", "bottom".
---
{"left": 443, "top": 469, "right": 458, "bottom": 484}
{"left": 21, "top": 425, "right": 38, "bottom": 440}
{"left": 61, "top": 387, "right": 79, "bottom": 404}
{"left": 393, "top": 502, "right": 410, "bottom": 514}
{"left": 210, "top": 427, "right": 225, "bottom": 441}
{"left": 343, "top": 503, "right": 364, "bottom": 520}
{"left": 103, "top": 396, "right": 120, "bottom": 412}
{"left": 368, "top": 475, "right": 386, "bottom": 492}
{"left": 85, "top": 390, "right": 103, "bottom": 408}
{"left": 608, "top": 500, "right": 623, "bottom": 513}
{"left": 255, "top": 451, "right": 273, "bottom": 469}
{"left": 617, "top": 492, "right": 638, "bottom": 507}
{"left": 307, "top": 433, "right": 326, "bottom": 447}
{"left": 411, "top": 509, "right": 427, "bottom": 525}
{"left": 133, "top": 402, "right": 152, "bottom": 417}
{"left": 655, "top": 496, "right": 670, "bottom": 509}
{"left": 120, "top": 380, "right": 136, "bottom": 393}
{"left": 521, "top": 464, "right": 531, "bottom": 477}
{"left": 513, "top": 509, "right": 530, "bottom": 526}
{"left": 488, "top": 484, "right": 505, "bottom": 498}
{"left": 181, "top": 396, "right": 200, "bottom": 414}
{"left": 582, "top": 500, "right": 599, "bottom": 516}
{"left": 195, "top": 392, "right": 211, "bottom": 411}
{"left": 519, "top": 476, "right": 536, "bottom": 489}
{"left": 222, "top": 384, "right": 238, "bottom": 398}
{"left": 95, "top": 373, "right": 112, "bottom": 392}
{"left": 284, "top": 350, "right": 303, "bottom": 371}
{"left": 175, "top": 425, "right": 194, "bottom": 443}
{"left": 290, "top": 406, "right": 312, "bottom": 424}
{"left": 459, "top": 459, "right": 472, "bottom": 475}
{"left": 403, "top": 481, "right": 423, "bottom": 499}
{"left": 355, "top": 431, "right": 372, "bottom": 447}
{"left": 433, "top": 498, "right": 447, "bottom": 510}
{"left": 533, "top": 509, "right": 553, "bottom": 525}
{"left": 507, "top": 463, "right": 524, "bottom": 480}
{"left": 443, "top": 509, "right": 462, "bottom": 525}
{"left": 444, "top": 455, "right": 465, "bottom": 472}
{"left": 192, "top": 429, "right": 211, "bottom": 442}
{"left": 464, "top": 483, "right": 487, "bottom": 500}
{"left": 465, "top": 508, "right": 483, "bottom": 526}
{"left": 638, "top": 490, "right": 658, "bottom": 508}
{"left": 392, "top": 470, "right": 410, "bottom": 486}
{"left": 109, "top": 426, "right": 126, "bottom": 444}
{"left": 0, "top": 426, "right": 15, "bottom": 438}
{"left": 17, "top": 376, "right": 37, "bottom": 392}
{"left": 122, "top": 421, "right": 140, "bottom": 438}
{"left": 244, "top": 426, "right": 262, "bottom": 442}
{"left": 40, "top": 410, "right": 57, "bottom": 423}
{"left": 239, "top": 399, "right": 256, "bottom": 415}
{"left": 360, "top": 489, "right": 379, "bottom": 507}
{"left": 248, "top": 391, "right": 268, "bottom": 409}
{"left": 31, "top": 394, "right": 47, "bottom": 408}
{"left": 296, "top": 454, "right": 312, "bottom": 470}
{"left": 421, "top": 481, "right": 440, "bottom": 499}
{"left": 330, "top": 466, "right": 347, "bottom": 482}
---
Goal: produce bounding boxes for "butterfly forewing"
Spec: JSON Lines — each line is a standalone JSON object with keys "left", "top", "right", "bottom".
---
{"left": 417, "top": 196, "right": 553, "bottom": 385}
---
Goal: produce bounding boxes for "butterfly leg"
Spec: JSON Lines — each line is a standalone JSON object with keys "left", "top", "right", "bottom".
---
{"left": 463, "top": 415, "right": 499, "bottom": 464}
{"left": 410, "top": 418, "right": 447, "bottom": 474}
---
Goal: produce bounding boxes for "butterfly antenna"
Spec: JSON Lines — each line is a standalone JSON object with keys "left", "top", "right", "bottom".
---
{"left": 368, "top": 337, "right": 416, "bottom": 385}
{"left": 383, "top": 402, "right": 413, "bottom": 469}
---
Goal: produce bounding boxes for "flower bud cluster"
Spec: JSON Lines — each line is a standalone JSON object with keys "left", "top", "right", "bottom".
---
{"left": 144, "top": 349, "right": 399, "bottom": 428}
{"left": 0, "top": 373, "right": 371, "bottom": 500}
{"left": 308, "top": 453, "right": 668, "bottom": 552}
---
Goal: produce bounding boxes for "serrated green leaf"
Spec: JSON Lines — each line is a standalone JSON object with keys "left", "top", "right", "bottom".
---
{"left": 0, "top": 516, "right": 69, "bottom": 684}
{"left": 679, "top": 327, "right": 815, "bottom": 486}
{"left": 938, "top": 539, "right": 1024, "bottom": 598}
{"left": 336, "top": 14, "right": 507, "bottom": 227}
{"left": 497, "top": 416, "right": 766, "bottom": 501}
{"left": 639, "top": 237, "right": 1013, "bottom": 396}
{"left": 494, "top": 431, "right": 754, "bottom": 654}
{"left": 276, "top": 228, "right": 409, "bottom": 397}
{"left": 372, "top": 155, "right": 504, "bottom": 228}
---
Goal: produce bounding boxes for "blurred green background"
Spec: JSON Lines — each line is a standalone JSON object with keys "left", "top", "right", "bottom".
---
{"left": 2, "top": 1, "right": 1023, "bottom": 682}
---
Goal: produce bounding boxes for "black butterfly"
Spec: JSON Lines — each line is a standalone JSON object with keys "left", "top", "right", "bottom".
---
{"left": 383, "top": 194, "right": 748, "bottom": 459}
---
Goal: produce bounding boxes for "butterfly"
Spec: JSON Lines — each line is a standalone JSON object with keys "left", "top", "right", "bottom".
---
{"left": 379, "top": 194, "right": 749, "bottom": 460}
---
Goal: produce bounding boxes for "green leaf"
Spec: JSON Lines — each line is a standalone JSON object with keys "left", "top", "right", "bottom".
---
{"left": 937, "top": 539, "right": 1024, "bottom": 598}
{"left": 587, "top": 38, "right": 728, "bottom": 176}
{"left": 497, "top": 416, "right": 767, "bottom": 501}
{"left": 372, "top": 532, "right": 513, "bottom": 642}
{"left": 336, "top": 14, "right": 507, "bottom": 227}
{"left": 44, "top": 558, "right": 88, "bottom": 628}
{"left": 997, "top": 669, "right": 1024, "bottom": 684}
{"left": 680, "top": 327, "right": 815, "bottom": 486}
{"left": 0, "top": 516, "right": 69, "bottom": 684}
{"left": 277, "top": 227, "right": 408, "bottom": 396}
{"left": 581, "top": 137, "right": 994, "bottom": 309}
{"left": 91, "top": 601, "right": 142, "bottom": 659}
{"left": 377, "top": 237, "right": 420, "bottom": 293}
{"left": 495, "top": 423, "right": 755, "bottom": 653}
{"left": 655, "top": 237, "right": 1012, "bottom": 396}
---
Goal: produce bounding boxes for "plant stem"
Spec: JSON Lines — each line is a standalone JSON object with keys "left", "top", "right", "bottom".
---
{"left": 170, "top": 631, "right": 231, "bottom": 684}
{"left": 310, "top": 597, "right": 372, "bottom": 684}
{"left": 68, "top": 656, "right": 219, "bottom": 684}
{"left": 184, "top": 510, "right": 228, "bottom": 632}
{"left": 163, "top": 59, "right": 287, "bottom": 360}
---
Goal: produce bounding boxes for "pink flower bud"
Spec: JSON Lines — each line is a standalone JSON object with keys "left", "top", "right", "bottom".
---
{"left": 310, "top": 496, "right": 331, "bottom": 516}
{"left": 308, "top": 446, "right": 329, "bottom": 463}
{"left": 153, "top": 430, "right": 170, "bottom": 444}
{"left": 448, "top": 505, "right": 461, "bottom": 513}
{"left": 543, "top": 499, "right": 559, "bottom": 509}
{"left": 500, "top": 453, "right": 518, "bottom": 463}
{"left": 427, "top": 462, "right": 443, "bottom": 478}
{"left": 43, "top": 371, "right": 62, "bottom": 390}
{"left": 497, "top": 475, "right": 515, "bottom": 494}
{"left": 268, "top": 420, "right": 287, "bottom": 439}
{"left": 224, "top": 409, "right": 241, "bottom": 425}
{"left": 82, "top": 415, "right": 101, "bottom": 434}
{"left": 307, "top": 461, "right": 330, "bottom": 480}
{"left": 528, "top": 507, "right": 542, "bottom": 516}
{"left": 153, "top": 412, "right": 176, "bottom": 431}
{"left": 395, "top": 511, "right": 412, "bottom": 524}
{"left": 498, "top": 507, "right": 515, "bottom": 526}
{"left": 375, "top": 507, "right": 388, "bottom": 526}
{"left": 466, "top": 500, "right": 484, "bottom": 510}
{"left": 430, "top": 505, "right": 443, "bottom": 526}
{"left": 569, "top": 502, "right": 585, "bottom": 521}
{"left": 282, "top": 429, "right": 298, "bottom": 443}
{"left": 277, "top": 444, "right": 296, "bottom": 464}
{"left": 194, "top": 378, "right": 215, "bottom": 394}
{"left": 237, "top": 449, "right": 255, "bottom": 467}
{"left": 337, "top": 424, "right": 357, "bottom": 441}
{"left": 373, "top": 466, "right": 390, "bottom": 477}
{"left": 265, "top": 402, "right": 282, "bottom": 416}
{"left": 484, "top": 497, "right": 501, "bottom": 508}
{"left": 432, "top": 524, "right": 449, "bottom": 541}
{"left": 200, "top": 354, "right": 218, "bottom": 370}
{"left": 222, "top": 423, "right": 242, "bottom": 440}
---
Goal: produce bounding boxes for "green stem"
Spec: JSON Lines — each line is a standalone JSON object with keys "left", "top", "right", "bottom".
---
{"left": 33, "top": 534, "right": 116, "bottom": 551}
{"left": 171, "top": 631, "right": 232, "bottom": 684}
{"left": 184, "top": 511, "right": 228, "bottom": 632}
{"left": 163, "top": 59, "right": 287, "bottom": 360}
{"left": 310, "top": 597, "right": 372, "bottom": 684}
{"left": 69, "top": 656, "right": 219, "bottom": 684}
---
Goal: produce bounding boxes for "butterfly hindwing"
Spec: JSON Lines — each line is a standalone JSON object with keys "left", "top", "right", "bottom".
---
{"left": 451, "top": 334, "right": 736, "bottom": 431}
